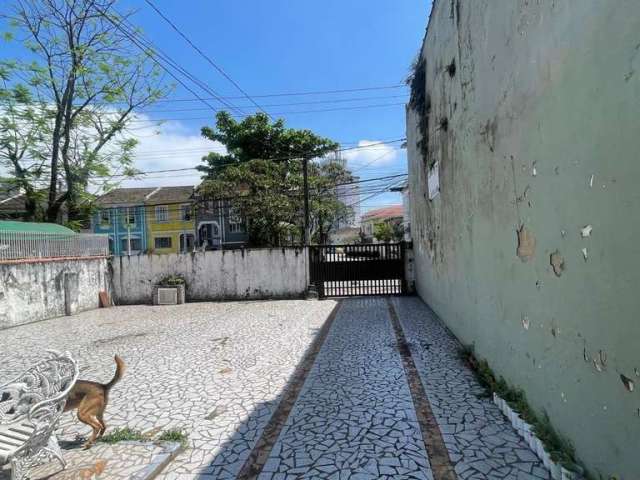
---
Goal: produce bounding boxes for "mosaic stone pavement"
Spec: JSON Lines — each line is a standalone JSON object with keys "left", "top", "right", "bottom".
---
{"left": 392, "top": 297, "right": 550, "bottom": 479}
{"left": 258, "top": 297, "right": 433, "bottom": 480}
{"left": 0, "top": 300, "right": 337, "bottom": 480}
{"left": 0, "top": 297, "right": 551, "bottom": 479}
{"left": 0, "top": 441, "right": 178, "bottom": 480}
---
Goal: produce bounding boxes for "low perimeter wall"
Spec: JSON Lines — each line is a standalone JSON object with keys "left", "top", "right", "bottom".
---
{"left": 112, "top": 248, "right": 309, "bottom": 304}
{"left": 0, "top": 257, "right": 110, "bottom": 329}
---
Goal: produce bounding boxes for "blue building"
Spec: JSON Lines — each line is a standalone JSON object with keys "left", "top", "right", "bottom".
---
{"left": 194, "top": 197, "right": 249, "bottom": 250}
{"left": 92, "top": 188, "right": 151, "bottom": 255}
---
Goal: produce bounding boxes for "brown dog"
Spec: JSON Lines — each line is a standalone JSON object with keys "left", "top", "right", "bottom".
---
{"left": 64, "top": 355, "right": 125, "bottom": 448}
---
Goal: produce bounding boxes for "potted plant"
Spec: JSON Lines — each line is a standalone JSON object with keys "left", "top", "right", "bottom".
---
{"left": 153, "top": 275, "right": 187, "bottom": 305}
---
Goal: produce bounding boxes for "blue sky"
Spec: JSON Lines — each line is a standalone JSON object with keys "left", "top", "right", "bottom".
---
{"left": 4, "top": 0, "right": 432, "bottom": 212}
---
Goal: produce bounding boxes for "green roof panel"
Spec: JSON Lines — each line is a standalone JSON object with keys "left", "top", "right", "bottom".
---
{"left": 0, "top": 221, "right": 76, "bottom": 234}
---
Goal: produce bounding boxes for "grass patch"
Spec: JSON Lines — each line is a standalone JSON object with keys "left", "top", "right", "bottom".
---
{"left": 99, "top": 427, "right": 145, "bottom": 444}
{"left": 459, "top": 344, "right": 586, "bottom": 474}
{"left": 157, "top": 429, "right": 188, "bottom": 448}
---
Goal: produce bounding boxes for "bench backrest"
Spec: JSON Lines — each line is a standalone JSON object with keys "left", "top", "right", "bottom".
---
{"left": 0, "top": 351, "right": 78, "bottom": 425}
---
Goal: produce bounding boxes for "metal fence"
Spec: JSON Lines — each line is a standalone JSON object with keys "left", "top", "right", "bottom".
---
{"left": 0, "top": 231, "right": 109, "bottom": 262}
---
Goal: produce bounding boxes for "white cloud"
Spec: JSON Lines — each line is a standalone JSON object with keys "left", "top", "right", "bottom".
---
{"left": 343, "top": 140, "right": 400, "bottom": 170}
{"left": 114, "top": 116, "right": 224, "bottom": 188}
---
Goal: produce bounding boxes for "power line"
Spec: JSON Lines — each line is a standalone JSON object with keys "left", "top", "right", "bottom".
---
{"left": 91, "top": 180, "right": 403, "bottom": 222}
{"left": 152, "top": 84, "right": 409, "bottom": 103}
{"left": 126, "top": 102, "right": 406, "bottom": 123}
{"left": 0, "top": 87, "right": 409, "bottom": 109}
{"left": 95, "top": 5, "right": 246, "bottom": 117}
{"left": 143, "top": 0, "right": 271, "bottom": 119}
{"left": 118, "top": 137, "right": 405, "bottom": 158}
{"left": 87, "top": 139, "right": 406, "bottom": 178}
{"left": 94, "top": 173, "right": 407, "bottom": 204}
{"left": 139, "top": 94, "right": 408, "bottom": 113}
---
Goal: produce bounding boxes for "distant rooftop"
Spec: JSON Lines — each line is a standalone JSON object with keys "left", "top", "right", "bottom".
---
{"left": 361, "top": 205, "right": 403, "bottom": 221}
{"left": 96, "top": 186, "right": 195, "bottom": 206}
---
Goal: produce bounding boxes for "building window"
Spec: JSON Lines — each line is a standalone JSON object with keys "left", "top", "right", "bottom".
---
{"left": 121, "top": 237, "right": 142, "bottom": 254}
{"left": 180, "top": 233, "right": 194, "bottom": 252}
{"left": 155, "top": 205, "right": 169, "bottom": 223}
{"left": 228, "top": 206, "right": 244, "bottom": 233}
{"left": 181, "top": 204, "right": 192, "bottom": 221}
{"left": 124, "top": 207, "right": 136, "bottom": 227}
{"left": 199, "top": 222, "right": 220, "bottom": 249}
{"left": 99, "top": 210, "right": 110, "bottom": 226}
{"left": 154, "top": 236, "right": 172, "bottom": 249}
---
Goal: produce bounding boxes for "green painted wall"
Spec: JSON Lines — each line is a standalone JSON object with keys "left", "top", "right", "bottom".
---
{"left": 407, "top": 1, "right": 640, "bottom": 476}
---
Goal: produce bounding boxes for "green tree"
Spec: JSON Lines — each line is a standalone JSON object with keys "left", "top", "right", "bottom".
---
{"left": 198, "top": 112, "right": 352, "bottom": 246}
{"left": 1, "top": 0, "right": 169, "bottom": 224}
{"left": 373, "top": 222, "right": 395, "bottom": 243}
{"left": 0, "top": 79, "right": 50, "bottom": 220}
{"left": 373, "top": 221, "right": 404, "bottom": 243}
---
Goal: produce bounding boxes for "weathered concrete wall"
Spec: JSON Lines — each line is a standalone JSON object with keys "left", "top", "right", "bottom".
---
{"left": 112, "top": 248, "right": 309, "bottom": 304}
{"left": 0, "top": 258, "right": 109, "bottom": 329}
{"left": 407, "top": 1, "right": 639, "bottom": 476}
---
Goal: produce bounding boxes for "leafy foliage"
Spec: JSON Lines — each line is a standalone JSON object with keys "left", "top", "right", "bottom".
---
{"left": 157, "top": 429, "right": 189, "bottom": 448}
{"left": 159, "top": 274, "right": 186, "bottom": 286}
{"left": 99, "top": 427, "right": 145, "bottom": 444}
{"left": 407, "top": 54, "right": 431, "bottom": 165}
{"left": 373, "top": 221, "right": 403, "bottom": 243}
{"left": 198, "top": 112, "right": 352, "bottom": 246}
{"left": 0, "top": 0, "right": 171, "bottom": 223}
{"left": 459, "top": 345, "right": 584, "bottom": 472}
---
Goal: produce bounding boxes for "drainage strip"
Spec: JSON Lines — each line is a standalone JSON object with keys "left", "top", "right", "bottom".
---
{"left": 386, "top": 298, "right": 457, "bottom": 480}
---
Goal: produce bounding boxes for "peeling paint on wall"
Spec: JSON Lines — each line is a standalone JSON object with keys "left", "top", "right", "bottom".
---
{"left": 550, "top": 250, "right": 565, "bottom": 277}
{"left": 406, "top": 0, "right": 639, "bottom": 474}
{"left": 620, "top": 374, "right": 634, "bottom": 392}
{"left": 516, "top": 225, "right": 536, "bottom": 262}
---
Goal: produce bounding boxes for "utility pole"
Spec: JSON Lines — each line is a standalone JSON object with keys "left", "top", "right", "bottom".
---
{"left": 303, "top": 157, "right": 310, "bottom": 246}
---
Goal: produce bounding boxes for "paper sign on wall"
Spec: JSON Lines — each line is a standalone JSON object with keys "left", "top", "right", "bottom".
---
{"left": 428, "top": 162, "right": 440, "bottom": 200}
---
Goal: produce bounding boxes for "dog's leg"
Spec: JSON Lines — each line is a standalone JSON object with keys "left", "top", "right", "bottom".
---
{"left": 78, "top": 410, "right": 103, "bottom": 449}
{"left": 96, "top": 411, "right": 107, "bottom": 438}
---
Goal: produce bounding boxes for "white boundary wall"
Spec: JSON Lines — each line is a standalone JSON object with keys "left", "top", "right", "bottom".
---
{"left": 112, "top": 248, "right": 308, "bottom": 304}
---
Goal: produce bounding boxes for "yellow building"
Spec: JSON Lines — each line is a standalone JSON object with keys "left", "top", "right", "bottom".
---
{"left": 144, "top": 186, "right": 196, "bottom": 254}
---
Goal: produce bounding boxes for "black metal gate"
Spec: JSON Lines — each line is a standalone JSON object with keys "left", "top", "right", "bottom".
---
{"left": 309, "top": 243, "right": 406, "bottom": 298}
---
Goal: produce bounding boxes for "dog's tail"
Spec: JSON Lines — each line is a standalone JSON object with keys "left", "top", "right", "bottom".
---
{"left": 105, "top": 355, "right": 125, "bottom": 390}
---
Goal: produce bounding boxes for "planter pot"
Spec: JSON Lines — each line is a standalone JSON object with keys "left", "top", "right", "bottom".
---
{"left": 535, "top": 438, "right": 546, "bottom": 460}
{"left": 530, "top": 435, "right": 541, "bottom": 454}
{"left": 541, "top": 450, "right": 551, "bottom": 468}
{"left": 561, "top": 465, "right": 584, "bottom": 480}
{"left": 493, "top": 392, "right": 499, "bottom": 405}
{"left": 548, "top": 460, "right": 563, "bottom": 480}
{"left": 513, "top": 415, "right": 523, "bottom": 432}
{"left": 152, "top": 284, "right": 186, "bottom": 305}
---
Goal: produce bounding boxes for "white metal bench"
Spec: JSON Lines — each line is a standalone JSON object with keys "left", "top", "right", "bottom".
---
{"left": 0, "top": 351, "right": 78, "bottom": 480}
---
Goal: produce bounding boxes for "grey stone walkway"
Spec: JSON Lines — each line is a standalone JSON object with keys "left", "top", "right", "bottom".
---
{"left": 392, "top": 297, "right": 550, "bottom": 479}
{"left": 258, "top": 297, "right": 433, "bottom": 480}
